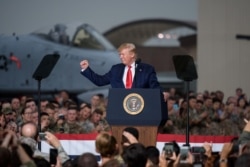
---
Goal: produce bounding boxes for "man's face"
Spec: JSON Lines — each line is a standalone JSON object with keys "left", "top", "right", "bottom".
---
{"left": 40, "top": 101, "right": 48, "bottom": 112}
{"left": 81, "top": 107, "right": 91, "bottom": 120}
{"left": 91, "top": 113, "right": 102, "bottom": 124}
{"left": 119, "top": 48, "right": 135, "bottom": 66}
{"left": 4, "top": 113, "right": 13, "bottom": 122}
{"left": 195, "top": 102, "right": 203, "bottom": 111}
{"left": 46, "top": 108, "right": 55, "bottom": 118}
{"left": 22, "top": 108, "right": 33, "bottom": 122}
{"left": 213, "top": 102, "right": 221, "bottom": 110}
{"left": 167, "top": 99, "right": 176, "bottom": 110}
{"left": 26, "top": 101, "right": 37, "bottom": 112}
{"left": 32, "top": 112, "right": 38, "bottom": 124}
{"left": 204, "top": 99, "right": 213, "bottom": 108}
{"left": 67, "top": 109, "right": 77, "bottom": 122}
{"left": 91, "top": 95, "right": 100, "bottom": 107}
{"left": 11, "top": 98, "right": 20, "bottom": 110}
{"left": 41, "top": 115, "right": 50, "bottom": 127}
{"left": 189, "top": 98, "right": 197, "bottom": 109}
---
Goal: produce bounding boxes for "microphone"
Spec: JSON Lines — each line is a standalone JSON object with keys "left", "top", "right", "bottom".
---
{"left": 135, "top": 58, "right": 141, "bottom": 68}
{"left": 136, "top": 58, "right": 141, "bottom": 64}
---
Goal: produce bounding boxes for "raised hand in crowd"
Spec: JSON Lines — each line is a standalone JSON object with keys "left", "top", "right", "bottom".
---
{"left": 219, "top": 142, "right": 233, "bottom": 167}
{"left": 44, "top": 131, "right": 71, "bottom": 165}
{"left": 203, "top": 142, "right": 215, "bottom": 167}
{"left": 45, "top": 131, "right": 61, "bottom": 148}
{"left": 122, "top": 131, "right": 138, "bottom": 145}
{"left": 183, "top": 151, "right": 194, "bottom": 165}
{"left": 203, "top": 141, "right": 213, "bottom": 158}
{"left": 159, "top": 150, "right": 178, "bottom": 167}
{"left": 1, "top": 130, "right": 36, "bottom": 167}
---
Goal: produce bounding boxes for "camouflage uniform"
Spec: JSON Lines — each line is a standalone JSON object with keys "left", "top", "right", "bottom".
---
{"left": 189, "top": 108, "right": 203, "bottom": 135}
{"left": 98, "top": 118, "right": 111, "bottom": 132}
{"left": 80, "top": 119, "right": 95, "bottom": 133}
{"left": 162, "top": 112, "right": 179, "bottom": 134}
{"left": 63, "top": 122, "right": 86, "bottom": 134}
{"left": 219, "top": 119, "right": 240, "bottom": 136}
{"left": 52, "top": 124, "right": 65, "bottom": 133}
{"left": 19, "top": 136, "right": 70, "bottom": 164}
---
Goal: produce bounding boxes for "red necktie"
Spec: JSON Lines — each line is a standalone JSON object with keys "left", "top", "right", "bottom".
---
{"left": 126, "top": 65, "right": 132, "bottom": 89}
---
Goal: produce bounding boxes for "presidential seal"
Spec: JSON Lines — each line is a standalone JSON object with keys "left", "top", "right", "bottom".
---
{"left": 123, "top": 93, "right": 144, "bottom": 115}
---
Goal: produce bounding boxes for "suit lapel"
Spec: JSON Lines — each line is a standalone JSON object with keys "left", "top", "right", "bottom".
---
{"left": 119, "top": 64, "right": 126, "bottom": 88}
{"left": 132, "top": 63, "right": 142, "bottom": 88}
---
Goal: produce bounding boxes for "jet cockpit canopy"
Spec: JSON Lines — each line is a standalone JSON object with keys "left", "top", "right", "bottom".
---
{"left": 32, "top": 22, "right": 116, "bottom": 51}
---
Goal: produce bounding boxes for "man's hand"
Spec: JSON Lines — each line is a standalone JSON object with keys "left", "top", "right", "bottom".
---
{"left": 80, "top": 60, "right": 89, "bottom": 70}
{"left": 220, "top": 142, "right": 233, "bottom": 159}
{"left": 203, "top": 142, "right": 213, "bottom": 158}
{"left": 45, "top": 131, "right": 61, "bottom": 148}
{"left": 122, "top": 131, "right": 138, "bottom": 144}
{"left": 243, "top": 118, "right": 250, "bottom": 132}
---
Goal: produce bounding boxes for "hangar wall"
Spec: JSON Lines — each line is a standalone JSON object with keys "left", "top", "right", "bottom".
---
{"left": 197, "top": 0, "right": 250, "bottom": 101}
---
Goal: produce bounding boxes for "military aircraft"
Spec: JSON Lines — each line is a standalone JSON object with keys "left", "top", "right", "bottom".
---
{"left": 0, "top": 22, "right": 120, "bottom": 102}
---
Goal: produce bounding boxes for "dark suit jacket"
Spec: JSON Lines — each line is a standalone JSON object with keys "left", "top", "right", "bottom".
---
{"left": 81, "top": 62, "right": 161, "bottom": 89}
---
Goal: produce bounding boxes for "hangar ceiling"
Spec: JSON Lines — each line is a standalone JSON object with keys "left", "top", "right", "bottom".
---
{"left": 103, "top": 19, "right": 197, "bottom": 47}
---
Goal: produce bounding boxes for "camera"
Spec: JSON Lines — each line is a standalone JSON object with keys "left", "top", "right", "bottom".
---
{"left": 163, "top": 143, "right": 174, "bottom": 159}
{"left": 39, "top": 132, "right": 46, "bottom": 140}
{"left": 58, "top": 114, "right": 65, "bottom": 120}
{"left": 50, "top": 148, "right": 58, "bottom": 165}
{"left": 191, "top": 146, "right": 205, "bottom": 154}
{"left": 59, "top": 127, "right": 65, "bottom": 133}
{"left": 180, "top": 146, "right": 190, "bottom": 162}
{"left": 191, "top": 146, "right": 205, "bottom": 164}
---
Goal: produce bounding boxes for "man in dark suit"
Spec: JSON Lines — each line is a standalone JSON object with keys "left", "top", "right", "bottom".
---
{"left": 80, "top": 43, "right": 168, "bottom": 133}
{"left": 80, "top": 43, "right": 163, "bottom": 91}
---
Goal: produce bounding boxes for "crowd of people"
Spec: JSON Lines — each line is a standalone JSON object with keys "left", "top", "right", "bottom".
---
{"left": 163, "top": 87, "right": 249, "bottom": 136}
{"left": 0, "top": 87, "right": 250, "bottom": 167}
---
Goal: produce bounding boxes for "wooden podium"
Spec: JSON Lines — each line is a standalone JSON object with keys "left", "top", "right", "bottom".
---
{"left": 106, "top": 88, "right": 167, "bottom": 147}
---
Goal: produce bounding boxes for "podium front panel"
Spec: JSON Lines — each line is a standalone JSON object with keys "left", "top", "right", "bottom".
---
{"left": 106, "top": 88, "right": 167, "bottom": 126}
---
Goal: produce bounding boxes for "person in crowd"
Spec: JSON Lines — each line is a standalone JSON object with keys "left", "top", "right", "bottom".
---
{"left": 122, "top": 143, "right": 147, "bottom": 167}
{"left": 53, "top": 113, "right": 66, "bottom": 134}
{"left": 205, "top": 98, "right": 222, "bottom": 135}
{"left": 63, "top": 107, "right": 85, "bottom": 134}
{"left": 1, "top": 130, "right": 37, "bottom": 167}
{"left": 19, "top": 121, "right": 70, "bottom": 165}
{"left": 121, "top": 127, "right": 139, "bottom": 148}
{"left": 145, "top": 146, "right": 160, "bottom": 167}
{"left": 1, "top": 100, "right": 11, "bottom": 110}
{"left": 2, "top": 107, "right": 14, "bottom": 123}
{"left": 25, "top": 98, "right": 37, "bottom": 113}
{"left": 40, "top": 112, "right": 51, "bottom": 132}
{"left": 102, "top": 159, "right": 122, "bottom": 167}
{"left": 188, "top": 96, "right": 208, "bottom": 135}
{"left": 95, "top": 132, "right": 119, "bottom": 166}
{"left": 45, "top": 102, "right": 57, "bottom": 129}
{"left": 79, "top": 104, "right": 94, "bottom": 133}
{"left": 20, "top": 107, "right": 34, "bottom": 125}
{"left": 0, "top": 111, "right": 6, "bottom": 131}
{"left": 40, "top": 99, "right": 49, "bottom": 113}
{"left": 89, "top": 108, "right": 110, "bottom": 133}
{"left": 11, "top": 97, "right": 22, "bottom": 117}
{"left": 90, "top": 94, "right": 103, "bottom": 113}
{"left": 79, "top": 103, "right": 92, "bottom": 122}
{"left": 76, "top": 152, "right": 99, "bottom": 167}
{"left": 32, "top": 111, "right": 39, "bottom": 125}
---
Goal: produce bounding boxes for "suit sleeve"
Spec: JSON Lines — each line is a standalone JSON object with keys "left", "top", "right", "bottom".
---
{"left": 148, "top": 66, "right": 161, "bottom": 89}
{"left": 80, "top": 67, "right": 110, "bottom": 86}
